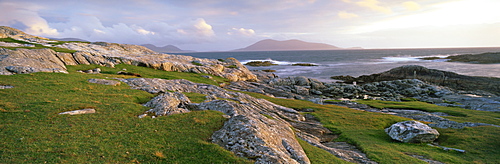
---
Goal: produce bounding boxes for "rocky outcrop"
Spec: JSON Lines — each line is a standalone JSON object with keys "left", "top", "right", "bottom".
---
{"left": 446, "top": 52, "right": 500, "bottom": 64}
{"left": 0, "top": 45, "right": 256, "bottom": 81}
{"left": 331, "top": 65, "right": 500, "bottom": 95}
{"left": 0, "top": 26, "right": 257, "bottom": 81}
{"left": 385, "top": 121, "right": 439, "bottom": 143}
{"left": 0, "top": 48, "right": 68, "bottom": 75}
{"left": 0, "top": 26, "right": 52, "bottom": 43}
{"left": 120, "top": 78, "right": 310, "bottom": 163}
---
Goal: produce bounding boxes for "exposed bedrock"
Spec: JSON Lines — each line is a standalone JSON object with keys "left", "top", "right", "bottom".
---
{"left": 120, "top": 78, "right": 310, "bottom": 163}
{"left": 331, "top": 65, "right": 500, "bottom": 96}
{"left": 0, "top": 43, "right": 257, "bottom": 81}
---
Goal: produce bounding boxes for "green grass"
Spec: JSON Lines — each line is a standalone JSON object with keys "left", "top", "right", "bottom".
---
{"left": 0, "top": 65, "right": 250, "bottom": 163}
{"left": 184, "top": 92, "right": 207, "bottom": 103}
{"left": 297, "top": 138, "right": 351, "bottom": 164}
{"left": 356, "top": 99, "right": 500, "bottom": 125}
{"left": 243, "top": 91, "right": 500, "bottom": 164}
{"left": 0, "top": 37, "right": 77, "bottom": 53}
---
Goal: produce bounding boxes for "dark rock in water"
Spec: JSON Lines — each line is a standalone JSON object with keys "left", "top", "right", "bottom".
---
{"left": 332, "top": 65, "right": 500, "bottom": 95}
{"left": 245, "top": 61, "right": 278, "bottom": 66}
{"left": 446, "top": 52, "right": 500, "bottom": 64}
{"left": 291, "top": 63, "right": 318, "bottom": 66}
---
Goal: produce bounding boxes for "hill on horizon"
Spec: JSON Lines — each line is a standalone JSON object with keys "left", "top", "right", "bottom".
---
{"left": 234, "top": 39, "right": 341, "bottom": 51}
{"left": 141, "top": 44, "right": 192, "bottom": 53}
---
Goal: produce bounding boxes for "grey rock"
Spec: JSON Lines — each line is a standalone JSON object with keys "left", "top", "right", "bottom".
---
{"left": 385, "top": 121, "right": 439, "bottom": 143}
{"left": 59, "top": 108, "right": 96, "bottom": 115}
{"left": 87, "top": 79, "right": 121, "bottom": 86}
{"left": 143, "top": 92, "right": 191, "bottom": 116}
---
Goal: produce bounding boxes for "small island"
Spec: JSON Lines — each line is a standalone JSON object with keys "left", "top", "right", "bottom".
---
{"left": 244, "top": 61, "right": 278, "bottom": 66}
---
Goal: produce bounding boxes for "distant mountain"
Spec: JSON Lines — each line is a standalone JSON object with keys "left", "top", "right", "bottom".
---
{"left": 234, "top": 39, "right": 341, "bottom": 51}
{"left": 141, "top": 44, "right": 192, "bottom": 53}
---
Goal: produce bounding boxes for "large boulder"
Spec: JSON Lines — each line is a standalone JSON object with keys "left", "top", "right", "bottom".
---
{"left": 385, "top": 121, "right": 439, "bottom": 143}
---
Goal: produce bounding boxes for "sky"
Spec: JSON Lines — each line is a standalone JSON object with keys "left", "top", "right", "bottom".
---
{"left": 1, "top": 0, "right": 500, "bottom": 51}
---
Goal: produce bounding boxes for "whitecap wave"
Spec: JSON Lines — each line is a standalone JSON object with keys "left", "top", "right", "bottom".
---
{"left": 241, "top": 58, "right": 316, "bottom": 65}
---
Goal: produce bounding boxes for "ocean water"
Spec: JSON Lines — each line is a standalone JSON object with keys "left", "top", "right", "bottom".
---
{"left": 173, "top": 47, "right": 500, "bottom": 82}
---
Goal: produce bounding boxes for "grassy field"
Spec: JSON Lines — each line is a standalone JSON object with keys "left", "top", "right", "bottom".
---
{"left": 1, "top": 64, "right": 499, "bottom": 163}
{"left": 0, "top": 65, "right": 250, "bottom": 163}
{"left": 245, "top": 92, "right": 500, "bottom": 164}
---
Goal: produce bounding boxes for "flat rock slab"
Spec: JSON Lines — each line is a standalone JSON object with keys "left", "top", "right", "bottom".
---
{"left": 59, "top": 108, "right": 96, "bottom": 115}
{"left": 88, "top": 79, "right": 120, "bottom": 86}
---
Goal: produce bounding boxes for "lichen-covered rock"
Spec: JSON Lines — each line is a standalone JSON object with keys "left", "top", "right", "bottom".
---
{"left": 143, "top": 92, "right": 191, "bottom": 116}
{"left": 385, "top": 121, "right": 439, "bottom": 143}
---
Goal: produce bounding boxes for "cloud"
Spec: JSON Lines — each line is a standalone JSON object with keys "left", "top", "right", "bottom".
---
{"left": 0, "top": 1, "right": 58, "bottom": 36}
{"left": 402, "top": 1, "right": 421, "bottom": 11}
{"left": 338, "top": 11, "right": 359, "bottom": 19}
{"left": 227, "top": 28, "right": 255, "bottom": 36}
{"left": 355, "top": 0, "right": 392, "bottom": 14}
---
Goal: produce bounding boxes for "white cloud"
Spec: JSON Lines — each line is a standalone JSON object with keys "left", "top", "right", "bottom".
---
{"left": 227, "top": 28, "right": 255, "bottom": 36}
{"left": 402, "top": 1, "right": 421, "bottom": 11}
{"left": 338, "top": 11, "right": 359, "bottom": 19}
{"left": 355, "top": 0, "right": 392, "bottom": 14}
{"left": 0, "top": 1, "right": 58, "bottom": 36}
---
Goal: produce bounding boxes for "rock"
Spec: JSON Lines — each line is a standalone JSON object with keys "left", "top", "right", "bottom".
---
{"left": 334, "top": 65, "right": 500, "bottom": 95}
{"left": 59, "top": 108, "right": 96, "bottom": 115}
{"left": 143, "top": 92, "right": 191, "bottom": 116}
{"left": 0, "top": 27, "right": 257, "bottom": 82}
{"left": 0, "top": 85, "right": 14, "bottom": 89}
{"left": 0, "top": 48, "right": 68, "bottom": 75}
{"left": 87, "top": 79, "right": 121, "bottom": 86}
{"left": 445, "top": 52, "right": 500, "bottom": 64}
{"left": 385, "top": 121, "right": 439, "bottom": 143}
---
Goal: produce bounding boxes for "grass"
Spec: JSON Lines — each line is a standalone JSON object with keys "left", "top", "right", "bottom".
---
{"left": 243, "top": 91, "right": 500, "bottom": 163}
{"left": 0, "top": 64, "right": 251, "bottom": 163}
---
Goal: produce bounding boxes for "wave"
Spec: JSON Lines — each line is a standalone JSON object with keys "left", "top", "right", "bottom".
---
{"left": 241, "top": 58, "right": 318, "bottom": 66}
{"left": 379, "top": 54, "right": 456, "bottom": 63}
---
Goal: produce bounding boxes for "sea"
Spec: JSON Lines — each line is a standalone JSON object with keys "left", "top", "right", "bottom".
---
{"left": 172, "top": 47, "right": 500, "bottom": 82}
